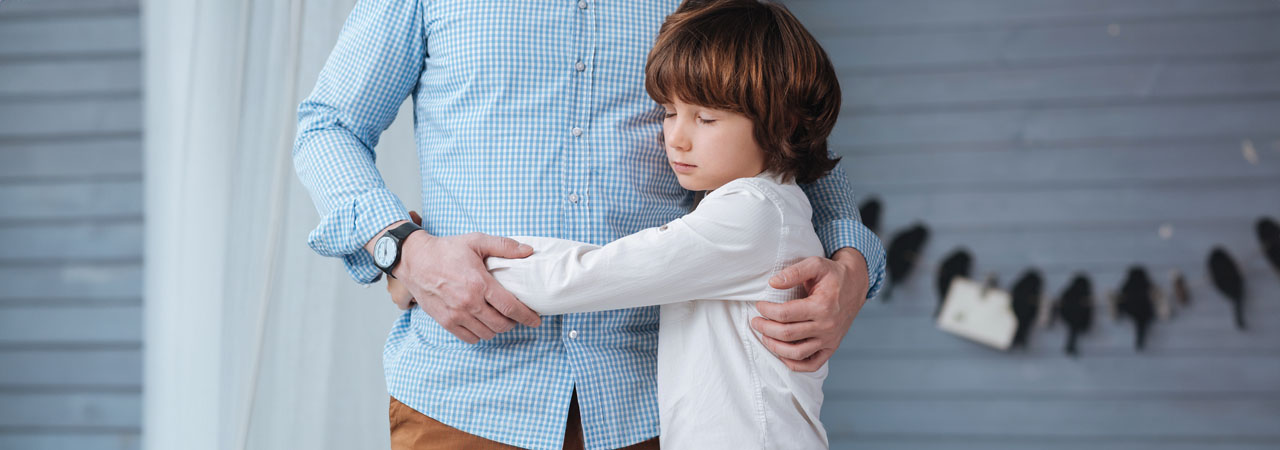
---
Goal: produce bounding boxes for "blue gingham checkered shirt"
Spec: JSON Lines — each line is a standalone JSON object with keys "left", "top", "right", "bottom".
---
{"left": 293, "top": 1, "right": 886, "bottom": 449}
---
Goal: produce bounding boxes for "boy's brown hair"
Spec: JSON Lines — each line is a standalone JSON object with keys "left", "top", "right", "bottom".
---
{"left": 645, "top": 0, "right": 842, "bottom": 184}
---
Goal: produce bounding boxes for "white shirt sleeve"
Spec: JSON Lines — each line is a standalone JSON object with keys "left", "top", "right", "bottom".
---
{"left": 486, "top": 180, "right": 784, "bottom": 315}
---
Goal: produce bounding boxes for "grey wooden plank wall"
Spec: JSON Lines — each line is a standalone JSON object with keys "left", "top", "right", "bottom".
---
{"left": 0, "top": 0, "right": 143, "bottom": 449}
{"left": 780, "top": 0, "right": 1280, "bottom": 449}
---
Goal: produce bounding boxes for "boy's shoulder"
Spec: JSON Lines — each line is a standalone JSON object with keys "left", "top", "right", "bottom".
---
{"left": 703, "top": 175, "right": 806, "bottom": 218}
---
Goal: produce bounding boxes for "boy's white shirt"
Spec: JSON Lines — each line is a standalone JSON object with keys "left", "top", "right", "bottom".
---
{"left": 487, "top": 171, "right": 830, "bottom": 449}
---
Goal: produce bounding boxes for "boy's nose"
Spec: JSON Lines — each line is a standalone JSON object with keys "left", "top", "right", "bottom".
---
{"left": 665, "top": 122, "right": 691, "bottom": 152}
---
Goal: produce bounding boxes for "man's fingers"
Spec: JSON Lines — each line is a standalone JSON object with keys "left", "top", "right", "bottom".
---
{"left": 457, "top": 313, "right": 497, "bottom": 342}
{"left": 786, "top": 348, "right": 834, "bottom": 373}
{"left": 770, "top": 257, "right": 828, "bottom": 290}
{"left": 756, "top": 298, "right": 822, "bottom": 324}
{"left": 751, "top": 316, "right": 821, "bottom": 343}
{"left": 469, "top": 299, "right": 519, "bottom": 334}
{"left": 759, "top": 334, "right": 824, "bottom": 361}
{"left": 433, "top": 310, "right": 483, "bottom": 344}
{"left": 472, "top": 234, "right": 534, "bottom": 259}
{"left": 409, "top": 210, "right": 423, "bottom": 226}
{"left": 483, "top": 276, "right": 543, "bottom": 328}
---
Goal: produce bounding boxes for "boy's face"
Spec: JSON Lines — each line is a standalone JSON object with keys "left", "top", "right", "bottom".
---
{"left": 661, "top": 98, "right": 766, "bottom": 191}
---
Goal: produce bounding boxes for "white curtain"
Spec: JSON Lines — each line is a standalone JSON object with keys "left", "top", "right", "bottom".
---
{"left": 142, "top": 0, "right": 421, "bottom": 448}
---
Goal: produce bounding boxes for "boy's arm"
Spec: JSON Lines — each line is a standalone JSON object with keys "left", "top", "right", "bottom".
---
{"left": 799, "top": 157, "right": 887, "bottom": 299}
{"left": 292, "top": 0, "right": 423, "bottom": 283}
{"left": 487, "top": 183, "right": 785, "bottom": 315}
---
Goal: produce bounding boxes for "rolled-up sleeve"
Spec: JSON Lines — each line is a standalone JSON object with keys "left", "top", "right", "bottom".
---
{"left": 800, "top": 157, "right": 888, "bottom": 299}
{"left": 292, "top": 0, "right": 424, "bottom": 283}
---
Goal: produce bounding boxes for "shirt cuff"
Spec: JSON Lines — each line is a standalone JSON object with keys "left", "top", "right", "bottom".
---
{"left": 306, "top": 188, "right": 411, "bottom": 284}
{"left": 816, "top": 219, "right": 887, "bottom": 300}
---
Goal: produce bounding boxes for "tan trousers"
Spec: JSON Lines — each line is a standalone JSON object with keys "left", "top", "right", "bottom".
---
{"left": 389, "top": 393, "right": 659, "bottom": 450}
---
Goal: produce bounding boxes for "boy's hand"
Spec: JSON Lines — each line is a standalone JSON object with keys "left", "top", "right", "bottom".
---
{"left": 387, "top": 275, "right": 416, "bottom": 310}
{"left": 750, "top": 247, "right": 870, "bottom": 372}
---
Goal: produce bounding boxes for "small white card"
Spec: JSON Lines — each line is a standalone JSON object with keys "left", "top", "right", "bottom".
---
{"left": 936, "top": 277, "right": 1017, "bottom": 350}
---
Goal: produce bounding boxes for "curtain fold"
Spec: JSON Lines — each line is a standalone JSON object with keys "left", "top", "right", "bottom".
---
{"left": 142, "top": 0, "right": 421, "bottom": 448}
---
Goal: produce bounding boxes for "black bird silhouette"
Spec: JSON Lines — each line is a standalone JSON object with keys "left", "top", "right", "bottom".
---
{"left": 1055, "top": 274, "right": 1094, "bottom": 357}
{"left": 882, "top": 224, "right": 929, "bottom": 301}
{"left": 1207, "top": 247, "right": 1246, "bottom": 330}
{"left": 859, "top": 198, "right": 883, "bottom": 236}
{"left": 1116, "top": 266, "right": 1156, "bottom": 351}
{"left": 934, "top": 248, "right": 972, "bottom": 316}
{"left": 1258, "top": 217, "right": 1280, "bottom": 276}
{"left": 1010, "top": 269, "right": 1043, "bottom": 350}
{"left": 1171, "top": 270, "right": 1191, "bottom": 309}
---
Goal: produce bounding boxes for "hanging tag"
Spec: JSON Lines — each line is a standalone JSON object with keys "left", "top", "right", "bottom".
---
{"left": 936, "top": 277, "right": 1017, "bottom": 350}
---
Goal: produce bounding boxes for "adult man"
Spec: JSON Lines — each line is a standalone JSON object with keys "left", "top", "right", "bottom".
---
{"left": 293, "top": 1, "right": 885, "bottom": 449}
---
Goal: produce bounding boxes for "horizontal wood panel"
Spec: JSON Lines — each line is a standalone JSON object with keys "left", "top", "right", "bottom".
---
{"left": 822, "top": 397, "right": 1280, "bottom": 438}
{"left": 0, "top": 58, "right": 140, "bottom": 97}
{"left": 786, "top": 0, "right": 1280, "bottom": 30}
{"left": 0, "top": 393, "right": 139, "bottom": 428}
{"left": 829, "top": 438, "right": 1280, "bottom": 450}
{"left": 0, "top": 98, "right": 140, "bottom": 138}
{"left": 833, "top": 101, "right": 1280, "bottom": 147}
{"left": 826, "top": 354, "right": 1280, "bottom": 393}
{"left": 843, "top": 59, "right": 1280, "bottom": 110}
{"left": 864, "top": 183, "right": 1279, "bottom": 229}
{"left": 819, "top": 15, "right": 1280, "bottom": 72}
{"left": 0, "top": 350, "right": 139, "bottom": 388}
{"left": 0, "top": 222, "right": 142, "bottom": 261}
{"left": 0, "top": 306, "right": 141, "bottom": 344}
{"left": 0, "top": 264, "right": 141, "bottom": 301}
{"left": 0, "top": 0, "right": 138, "bottom": 17}
{"left": 0, "top": 15, "right": 139, "bottom": 57}
{"left": 0, "top": 181, "right": 141, "bottom": 221}
{"left": 0, "top": 434, "right": 138, "bottom": 450}
{"left": 0, "top": 137, "right": 141, "bottom": 180}
{"left": 843, "top": 141, "right": 1280, "bottom": 190}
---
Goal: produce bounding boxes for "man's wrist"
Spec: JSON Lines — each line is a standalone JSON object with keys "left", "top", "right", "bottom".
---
{"left": 389, "top": 230, "right": 428, "bottom": 279}
{"left": 832, "top": 247, "right": 870, "bottom": 286}
{"left": 364, "top": 220, "right": 411, "bottom": 257}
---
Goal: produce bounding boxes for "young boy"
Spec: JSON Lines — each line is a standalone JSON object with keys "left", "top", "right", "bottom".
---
{"left": 393, "top": 0, "right": 852, "bottom": 447}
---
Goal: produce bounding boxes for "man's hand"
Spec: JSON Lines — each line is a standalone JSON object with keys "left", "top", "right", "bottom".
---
{"left": 369, "top": 212, "right": 541, "bottom": 344}
{"left": 750, "top": 247, "right": 870, "bottom": 372}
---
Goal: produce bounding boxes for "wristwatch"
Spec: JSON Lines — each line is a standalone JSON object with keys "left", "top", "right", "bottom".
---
{"left": 372, "top": 222, "right": 423, "bottom": 278}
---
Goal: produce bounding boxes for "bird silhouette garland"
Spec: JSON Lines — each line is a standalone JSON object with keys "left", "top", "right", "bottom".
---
{"left": 868, "top": 196, "right": 1272, "bottom": 357}
{"left": 935, "top": 248, "right": 972, "bottom": 317}
{"left": 1114, "top": 266, "right": 1157, "bottom": 351}
{"left": 883, "top": 223, "right": 929, "bottom": 301}
{"left": 1259, "top": 217, "right": 1280, "bottom": 276}
{"left": 1207, "top": 247, "right": 1246, "bottom": 330}
{"left": 1009, "top": 269, "right": 1044, "bottom": 350}
{"left": 1055, "top": 274, "right": 1094, "bottom": 357}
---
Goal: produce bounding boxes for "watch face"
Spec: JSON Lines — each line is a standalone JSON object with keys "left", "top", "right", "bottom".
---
{"left": 374, "top": 236, "right": 396, "bottom": 268}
